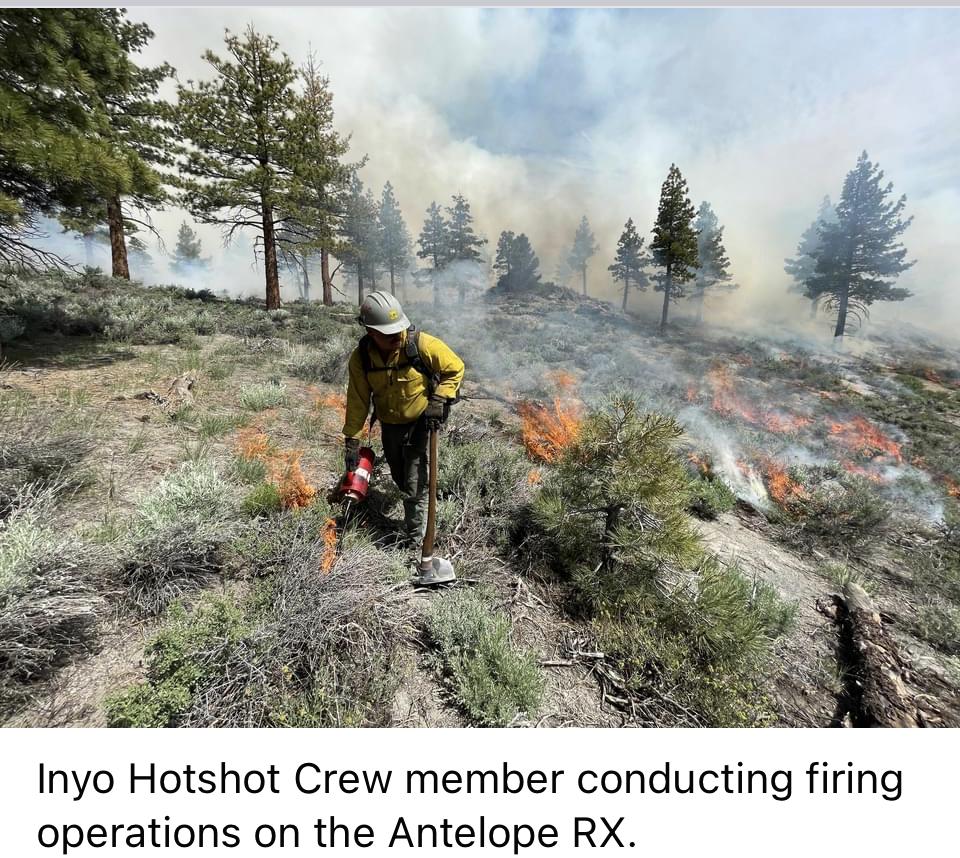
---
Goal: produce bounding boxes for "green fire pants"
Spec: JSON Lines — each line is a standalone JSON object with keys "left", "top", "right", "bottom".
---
{"left": 380, "top": 417, "right": 429, "bottom": 547}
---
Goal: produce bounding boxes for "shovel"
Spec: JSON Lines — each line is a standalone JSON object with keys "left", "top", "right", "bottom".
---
{"left": 414, "top": 425, "right": 456, "bottom": 586}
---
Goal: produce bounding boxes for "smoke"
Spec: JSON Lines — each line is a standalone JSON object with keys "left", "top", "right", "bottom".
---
{"left": 22, "top": 7, "right": 957, "bottom": 340}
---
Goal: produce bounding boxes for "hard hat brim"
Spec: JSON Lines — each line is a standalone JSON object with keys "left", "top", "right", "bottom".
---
{"left": 364, "top": 314, "right": 409, "bottom": 335}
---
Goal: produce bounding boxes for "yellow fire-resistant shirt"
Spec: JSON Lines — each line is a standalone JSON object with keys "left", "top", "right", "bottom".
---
{"left": 343, "top": 330, "right": 465, "bottom": 438}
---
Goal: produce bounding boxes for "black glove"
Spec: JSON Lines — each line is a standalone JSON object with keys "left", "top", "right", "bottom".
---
{"left": 423, "top": 394, "right": 448, "bottom": 429}
{"left": 344, "top": 437, "right": 360, "bottom": 472}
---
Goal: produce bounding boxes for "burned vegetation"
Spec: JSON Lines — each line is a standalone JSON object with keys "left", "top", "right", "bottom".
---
{"left": 2, "top": 271, "right": 956, "bottom": 729}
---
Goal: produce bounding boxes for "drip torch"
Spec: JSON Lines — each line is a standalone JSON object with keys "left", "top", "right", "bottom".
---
{"left": 336, "top": 446, "right": 375, "bottom": 545}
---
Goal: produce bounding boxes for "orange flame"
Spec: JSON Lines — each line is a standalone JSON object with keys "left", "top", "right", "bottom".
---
{"left": 527, "top": 468, "right": 542, "bottom": 486}
{"left": 944, "top": 477, "right": 960, "bottom": 499}
{"left": 762, "top": 459, "right": 809, "bottom": 507}
{"left": 518, "top": 398, "right": 581, "bottom": 463}
{"left": 686, "top": 383, "right": 698, "bottom": 403}
{"left": 707, "top": 364, "right": 810, "bottom": 435}
{"left": 321, "top": 517, "right": 338, "bottom": 573}
{"left": 829, "top": 417, "right": 902, "bottom": 463}
{"left": 548, "top": 370, "right": 577, "bottom": 393}
{"left": 236, "top": 429, "right": 316, "bottom": 510}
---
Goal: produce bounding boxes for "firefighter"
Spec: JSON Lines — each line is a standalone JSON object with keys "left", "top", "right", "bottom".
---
{"left": 343, "top": 291, "right": 464, "bottom": 549}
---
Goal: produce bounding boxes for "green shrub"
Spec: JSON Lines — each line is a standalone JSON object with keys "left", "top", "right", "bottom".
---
{"left": 242, "top": 483, "right": 282, "bottom": 517}
{"left": 427, "top": 588, "right": 543, "bottom": 726}
{"left": 688, "top": 476, "right": 736, "bottom": 519}
{"left": 118, "top": 462, "right": 240, "bottom": 615}
{"left": 231, "top": 455, "right": 268, "bottom": 485}
{"left": 104, "top": 596, "right": 252, "bottom": 727}
{"left": 240, "top": 381, "right": 287, "bottom": 411}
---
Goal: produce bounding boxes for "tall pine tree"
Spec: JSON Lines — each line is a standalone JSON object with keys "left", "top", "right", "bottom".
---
{"left": 691, "top": 201, "right": 734, "bottom": 324}
{"left": 285, "top": 53, "right": 356, "bottom": 306}
{"left": 378, "top": 181, "right": 411, "bottom": 297}
{"left": 339, "top": 173, "right": 379, "bottom": 304}
{"left": 650, "top": 164, "right": 699, "bottom": 334}
{"left": 807, "top": 152, "right": 913, "bottom": 338}
{"left": 416, "top": 202, "right": 449, "bottom": 307}
{"left": 608, "top": 218, "right": 649, "bottom": 311}
{"left": 175, "top": 27, "right": 301, "bottom": 310}
{"left": 445, "top": 193, "right": 487, "bottom": 303}
{"left": 567, "top": 215, "right": 598, "bottom": 297}
{"left": 784, "top": 195, "right": 836, "bottom": 317}
{"left": 0, "top": 10, "right": 151, "bottom": 269}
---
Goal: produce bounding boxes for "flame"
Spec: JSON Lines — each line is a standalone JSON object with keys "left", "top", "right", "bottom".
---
{"left": 268, "top": 450, "right": 317, "bottom": 509}
{"left": 321, "top": 517, "right": 338, "bottom": 573}
{"left": 761, "top": 412, "right": 813, "bottom": 433}
{"left": 709, "top": 364, "right": 759, "bottom": 424}
{"left": 235, "top": 427, "right": 272, "bottom": 460}
{"left": 518, "top": 398, "right": 581, "bottom": 463}
{"left": 236, "top": 429, "right": 316, "bottom": 509}
{"left": 828, "top": 417, "right": 902, "bottom": 463}
{"left": 685, "top": 383, "right": 698, "bottom": 403}
{"left": 842, "top": 462, "right": 886, "bottom": 484}
{"left": 527, "top": 468, "right": 542, "bottom": 485}
{"left": 762, "top": 459, "right": 809, "bottom": 507}
{"left": 707, "top": 364, "right": 810, "bottom": 434}
{"left": 687, "top": 451, "right": 712, "bottom": 477}
{"left": 944, "top": 477, "right": 960, "bottom": 499}
{"left": 548, "top": 370, "right": 577, "bottom": 393}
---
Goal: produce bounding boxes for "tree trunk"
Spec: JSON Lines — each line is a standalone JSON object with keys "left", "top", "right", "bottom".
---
{"left": 621, "top": 276, "right": 630, "bottom": 312}
{"left": 601, "top": 505, "right": 622, "bottom": 574}
{"left": 261, "top": 204, "right": 281, "bottom": 310}
{"left": 300, "top": 252, "right": 311, "bottom": 302}
{"left": 433, "top": 267, "right": 440, "bottom": 307}
{"left": 834, "top": 280, "right": 849, "bottom": 338}
{"left": 389, "top": 261, "right": 396, "bottom": 296}
{"left": 357, "top": 259, "right": 364, "bottom": 305}
{"left": 581, "top": 265, "right": 587, "bottom": 296}
{"left": 659, "top": 269, "right": 672, "bottom": 334}
{"left": 106, "top": 195, "right": 129, "bottom": 280}
{"left": 695, "top": 291, "right": 705, "bottom": 325}
{"left": 321, "top": 248, "right": 333, "bottom": 306}
{"left": 841, "top": 583, "right": 922, "bottom": 727}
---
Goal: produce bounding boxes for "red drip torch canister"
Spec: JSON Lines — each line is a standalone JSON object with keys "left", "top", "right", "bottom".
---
{"left": 340, "top": 446, "right": 375, "bottom": 503}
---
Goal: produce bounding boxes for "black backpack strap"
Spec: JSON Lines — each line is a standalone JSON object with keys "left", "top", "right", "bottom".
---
{"left": 405, "top": 325, "right": 441, "bottom": 395}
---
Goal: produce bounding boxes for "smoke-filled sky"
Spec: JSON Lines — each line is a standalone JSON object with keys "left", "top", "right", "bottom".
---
{"left": 123, "top": 6, "right": 958, "bottom": 335}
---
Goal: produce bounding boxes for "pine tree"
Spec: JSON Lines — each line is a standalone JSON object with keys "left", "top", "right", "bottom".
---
{"left": 690, "top": 201, "right": 735, "bottom": 324}
{"left": 650, "top": 164, "right": 699, "bottom": 334}
{"left": 378, "top": 181, "right": 412, "bottom": 297}
{"left": 807, "top": 152, "right": 913, "bottom": 338}
{"left": 175, "top": 27, "right": 302, "bottom": 310}
{"left": 340, "top": 173, "right": 380, "bottom": 304}
{"left": 608, "top": 218, "right": 649, "bottom": 311}
{"left": 51, "top": 12, "right": 173, "bottom": 281}
{"left": 784, "top": 196, "right": 836, "bottom": 317}
{"left": 493, "top": 231, "right": 541, "bottom": 292}
{"left": 171, "top": 221, "right": 208, "bottom": 274}
{"left": 0, "top": 10, "right": 148, "bottom": 269}
{"left": 445, "top": 193, "right": 487, "bottom": 303}
{"left": 416, "top": 202, "right": 449, "bottom": 307}
{"left": 567, "top": 215, "right": 598, "bottom": 297}
{"left": 531, "top": 394, "right": 700, "bottom": 609}
{"left": 285, "top": 53, "right": 356, "bottom": 306}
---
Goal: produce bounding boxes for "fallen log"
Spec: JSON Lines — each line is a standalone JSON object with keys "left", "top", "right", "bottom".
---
{"left": 842, "top": 583, "right": 921, "bottom": 728}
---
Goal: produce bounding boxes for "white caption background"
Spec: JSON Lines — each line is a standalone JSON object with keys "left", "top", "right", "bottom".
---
{"left": 2, "top": 728, "right": 954, "bottom": 856}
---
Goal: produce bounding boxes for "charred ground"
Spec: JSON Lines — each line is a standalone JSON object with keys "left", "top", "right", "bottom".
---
{"left": 1, "top": 272, "right": 958, "bottom": 727}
